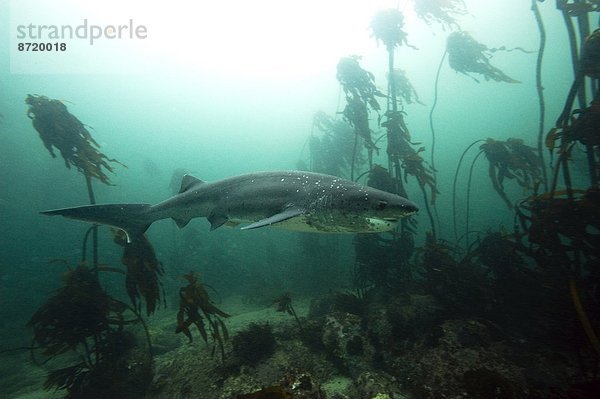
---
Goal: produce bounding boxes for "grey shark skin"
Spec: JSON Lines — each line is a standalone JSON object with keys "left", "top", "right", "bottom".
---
{"left": 42, "top": 171, "right": 419, "bottom": 241}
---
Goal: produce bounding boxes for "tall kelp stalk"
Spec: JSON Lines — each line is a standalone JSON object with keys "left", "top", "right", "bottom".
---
{"left": 27, "top": 264, "right": 154, "bottom": 398}
{"left": 26, "top": 94, "right": 123, "bottom": 268}
{"left": 531, "top": 0, "right": 600, "bottom": 358}
{"left": 553, "top": 0, "right": 599, "bottom": 190}
{"left": 25, "top": 96, "right": 169, "bottom": 397}
{"left": 531, "top": 0, "right": 549, "bottom": 192}
{"left": 309, "top": 111, "right": 360, "bottom": 177}
{"left": 445, "top": 33, "right": 534, "bottom": 244}
{"left": 371, "top": 8, "right": 438, "bottom": 239}
{"left": 336, "top": 55, "right": 383, "bottom": 179}
{"left": 446, "top": 0, "right": 600, "bottom": 365}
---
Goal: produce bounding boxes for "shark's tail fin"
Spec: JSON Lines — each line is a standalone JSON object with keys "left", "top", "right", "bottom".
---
{"left": 42, "top": 204, "right": 155, "bottom": 242}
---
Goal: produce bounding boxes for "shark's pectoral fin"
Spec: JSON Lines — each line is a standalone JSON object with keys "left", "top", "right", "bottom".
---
{"left": 241, "top": 208, "right": 305, "bottom": 230}
{"left": 207, "top": 213, "right": 229, "bottom": 231}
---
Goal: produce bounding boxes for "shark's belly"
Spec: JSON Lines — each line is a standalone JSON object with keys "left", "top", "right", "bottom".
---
{"left": 230, "top": 215, "right": 398, "bottom": 233}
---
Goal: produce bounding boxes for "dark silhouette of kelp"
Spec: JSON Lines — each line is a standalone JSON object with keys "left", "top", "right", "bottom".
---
{"left": 27, "top": 265, "right": 153, "bottom": 398}
{"left": 113, "top": 230, "right": 166, "bottom": 316}
{"left": 175, "top": 272, "right": 230, "bottom": 361}
{"left": 413, "top": 0, "right": 467, "bottom": 28}
{"left": 26, "top": 94, "right": 123, "bottom": 185}
{"left": 446, "top": 31, "right": 520, "bottom": 83}
{"left": 273, "top": 293, "right": 305, "bottom": 334}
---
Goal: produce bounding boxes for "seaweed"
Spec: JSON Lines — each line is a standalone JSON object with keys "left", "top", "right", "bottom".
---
{"left": 273, "top": 293, "right": 305, "bottom": 334}
{"left": 310, "top": 111, "right": 362, "bottom": 177}
{"left": 113, "top": 230, "right": 165, "bottom": 316}
{"left": 370, "top": 9, "right": 413, "bottom": 50}
{"left": 446, "top": 31, "right": 520, "bottom": 83}
{"left": 175, "top": 272, "right": 230, "bottom": 361}
{"left": 389, "top": 68, "right": 423, "bottom": 105}
{"left": 336, "top": 56, "right": 385, "bottom": 112}
{"left": 413, "top": 0, "right": 467, "bottom": 28}
{"left": 26, "top": 94, "right": 123, "bottom": 185}
{"left": 27, "top": 264, "right": 153, "bottom": 398}
{"left": 480, "top": 138, "right": 543, "bottom": 209}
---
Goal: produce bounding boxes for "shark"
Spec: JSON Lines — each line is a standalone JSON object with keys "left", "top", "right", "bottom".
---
{"left": 42, "top": 170, "right": 419, "bottom": 241}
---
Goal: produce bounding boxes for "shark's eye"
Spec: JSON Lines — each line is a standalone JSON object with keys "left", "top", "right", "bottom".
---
{"left": 377, "top": 200, "right": 388, "bottom": 210}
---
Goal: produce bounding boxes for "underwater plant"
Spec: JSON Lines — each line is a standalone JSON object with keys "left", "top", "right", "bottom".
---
{"left": 389, "top": 69, "right": 422, "bottom": 105}
{"left": 416, "top": 233, "right": 492, "bottom": 317}
{"left": 27, "top": 264, "right": 153, "bottom": 398}
{"left": 26, "top": 94, "right": 122, "bottom": 185}
{"left": 370, "top": 8, "right": 412, "bottom": 50}
{"left": 336, "top": 56, "right": 383, "bottom": 176}
{"left": 113, "top": 230, "right": 165, "bottom": 316}
{"left": 516, "top": 189, "right": 600, "bottom": 267}
{"left": 175, "top": 271, "right": 230, "bottom": 361}
{"left": 446, "top": 31, "right": 520, "bottom": 83}
{"left": 413, "top": 0, "right": 467, "bottom": 28}
{"left": 480, "top": 138, "right": 543, "bottom": 210}
{"left": 452, "top": 138, "right": 542, "bottom": 244}
{"left": 26, "top": 94, "right": 125, "bottom": 270}
{"left": 309, "top": 111, "right": 360, "bottom": 177}
{"left": 336, "top": 56, "right": 384, "bottom": 112}
{"left": 369, "top": 8, "right": 439, "bottom": 238}
{"left": 25, "top": 95, "right": 160, "bottom": 397}
{"left": 273, "top": 293, "right": 304, "bottom": 334}
{"left": 581, "top": 29, "right": 600, "bottom": 78}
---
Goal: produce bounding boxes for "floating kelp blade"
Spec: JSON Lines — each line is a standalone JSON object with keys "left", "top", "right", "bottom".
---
{"left": 26, "top": 94, "right": 124, "bottom": 184}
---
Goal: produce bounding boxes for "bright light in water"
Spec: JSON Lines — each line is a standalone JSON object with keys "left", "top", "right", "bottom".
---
{"left": 86, "top": 0, "right": 408, "bottom": 78}
{"left": 10, "top": 0, "right": 419, "bottom": 76}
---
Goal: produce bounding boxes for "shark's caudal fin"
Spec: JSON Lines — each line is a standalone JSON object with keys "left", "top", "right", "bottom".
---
{"left": 41, "top": 204, "right": 155, "bottom": 242}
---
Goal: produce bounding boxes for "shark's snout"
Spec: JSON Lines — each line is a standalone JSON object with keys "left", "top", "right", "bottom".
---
{"left": 404, "top": 200, "right": 419, "bottom": 213}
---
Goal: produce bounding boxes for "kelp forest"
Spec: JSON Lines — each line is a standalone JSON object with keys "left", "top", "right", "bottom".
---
{"left": 1, "top": 1, "right": 600, "bottom": 398}
{"left": 304, "top": 1, "right": 600, "bottom": 397}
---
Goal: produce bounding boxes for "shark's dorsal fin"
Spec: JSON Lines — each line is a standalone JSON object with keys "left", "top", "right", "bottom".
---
{"left": 179, "top": 174, "right": 204, "bottom": 194}
{"left": 241, "top": 208, "right": 305, "bottom": 230}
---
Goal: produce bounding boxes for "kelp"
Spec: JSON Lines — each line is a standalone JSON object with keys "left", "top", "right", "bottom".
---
{"left": 26, "top": 94, "right": 123, "bottom": 185}
{"left": 336, "top": 56, "right": 384, "bottom": 112}
{"left": 27, "top": 264, "right": 153, "bottom": 398}
{"left": 273, "top": 293, "right": 304, "bottom": 334}
{"left": 28, "top": 265, "right": 122, "bottom": 358}
{"left": 480, "top": 138, "right": 542, "bottom": 209}
{"left": 113, "top": 230, "right": 165, "bottom": 316}
{"left": 370, "top": 9, "right": 413, "bottom": 50}
{"left": 416, "top": 232, "right": 492, "bottom": 317}
{"left": 175, "top": 272, "right": 230, "bottom": 361}
{"left": 342, "top": 96, "right": 378, "bottom": 151}
{"left": 336, "top": 56, "right": 383, "bottom": 175}
{"left": 549, "top": 97, "right": 600, "bottom": 151}
{"left": 310, "top": 111, "right": 359, "bottom": 176}
{"left": 446, "top": 32, "right": 520, "bottom": 83}
{"left": 390, "top": 68, "right": 423, "bottom": 105}
{"left": 413, "top": 0, "right": 467, "bottom": 28}
{"left": 516, "top": 188, "right": 600, "bottom": 263}
{"left": 581, "top": 29, "right": 600, "bottom": 78}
